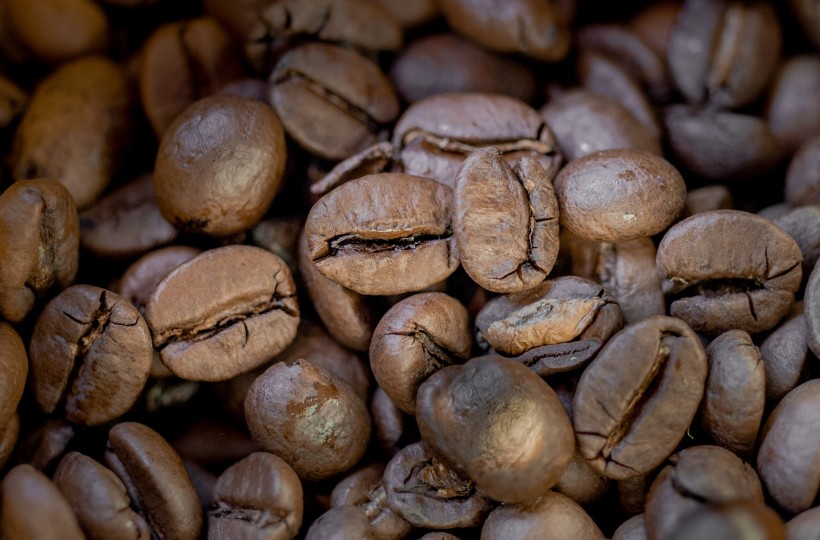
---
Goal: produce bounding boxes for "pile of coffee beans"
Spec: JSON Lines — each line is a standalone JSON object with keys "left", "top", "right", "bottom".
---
{"left": 1, "top": 0, "right": 819, "bottom": 538}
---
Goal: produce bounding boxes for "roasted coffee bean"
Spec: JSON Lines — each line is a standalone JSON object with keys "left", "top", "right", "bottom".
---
{"left": 578, "top": 52, "right": 661, "bottom": 141}
{"left": 390, "top": 34, "right": 536, "bottom": 104}
{"left": 305, "top": 173, "right": 458, "bottom": 296}
{"left": 455, "top": 147, "right": 559, "bottom": 293}
{"left": 645, "top": 445, "right": 763, "bottom": 540}
{"left": 618, "top": 472, "right": 656, "bottom": 517}
{"left": 542, "top": 90, "right": 660, "bottom": 162}
{"left": 172, "top": 419, "right": 260, "bottom": 468}
{"left": 774, "top": 206, "right": 820, "bottom": 286}
{"left": 208, "top": 452, "right": 303, "bottom": 540}
{"left": 12, "top": 56, "right": 132, "bottom": 208}
{"left": 251, "top": 216, "right": 302, "bottom": 275}
{"left": 475, "top": 276, "right": 622, "bottom": 374}
{"left": 669, "top": 501, "right": 786, "bottom": 540}
{"left": 371, "top": 387, "right": 411, "bottom": 458}
{"left": 0, "top": 464, "right": 84, "bottom": 540}
{"left": 480, "top": 491, "right": 604, "bottom": 540}
{"left": 383, "top": 442, "right": 494, "bottom": 529}
{"left": 758, "top": 379, "right": 820, "bottom": 514}
{"left": 5, "top": 0, "right": 108, "bottom": 65}
{"left": 787, "top": 506, "right": 820, "bottom": 540}
{"left": 0, "top": 179, "right": 79, "bottom": 322}
{"left": 105, "top": 422, "right": 202, "bottom": 540}
{"left": 53, "top": 452, "right": 150, "bottom": 540}
{"left": 0, "top": 323, "right": 27, "bottom": 431}
{"left": 664, "top": 106, "right": 783, "bottom": 182}
{"left": 700, "top": 330, "right": 765, "bottom": 456}
{"left": 371, "top": 292, "right": 471, "bottom": 414}
{"left": 245, "top": 359, "right": 371, "bottom": 481}
{"left": 246, "top": 0, "right": 402, "bottom": 74}
{"left": 416, "top": 355, "right": 574, "bottom": 503}
{"left": 216, "top": 319, "right": 371, "bottom": 421}
{"left": 439, "top": 0, "right": 570, "bottom": 61}
{"left": 117, "top": 246, "right": 202, "bottom": 314}
{"left": 554, "top": 149, "right": 686, "bottom": 242}
{"left": 554, "top": 450, "right": 610, "bottom": 506}
{"left": 16, "top": 418, "right": 74, "bottom": 472}
{"left": 612, "top": 514, "right": 647, "bottom": 540}
{"left": 0, "top": 413, "right": 19, "bottom": 471}
{"left": 668, "top": 0, "right": 781, "bottom": 109}
{"left": 760, "top": 306, "right": 809, "bottom": 402}
{"left": 391, "top": 93, "right": 561, "bottom": 189}
{"left": 331, "top": 463, "right": 412, "bottom": 539}
{"left": 574, "top": 316, "right": 707, "bottom": 480}
{"left": 221, "top": 77, "right": 269, "bottom": 102}
{"left": 681, "top": 185, "right": 733, "bottom": 218}
{"left": 807, "top": 260, "right": 820, "bottom": 358}
{"left": 305, "top": 506, "right": 377, "bottom": 540}
{"left": 371, "top": 0, "right": 439, "bottom": 28}
{"left": 29, "top": 285, "right": 152, "bottom": 426}
{"left": 146, "top": 245, "right": 299, "bottom": 381}
{"left": 766, "top": 55, "right": 820, "bottom": 154}
{"left": 419, "top": 533, "right": 461, "bottom": 540}
{"left": 657, "top": 210, "right": 802, "bottom": 335}
{"left": 80, "top": 174, "right": 177, "bottom": 259}
{"left": 297, "top": 230, "right": 376, "bottom": 351}
{"left": 154, "top": 95, "right": 286, "bottom": 237}
{"left": 140, "top": 17, "right": 243, "bottom": 138}
{"left": 576, "top": 23, "right": 670, "bottom": 103}
{"left": 269, "top": 42, "right": 399, "bottom": 161}
{"left": 786, "top": 136, "right": 820, "bottom": 207}
{"left": 629, "top": 1, "right": 680, "bottom": 58}
{"left": 0, "top": 74, "right": 26, "bottom": 129}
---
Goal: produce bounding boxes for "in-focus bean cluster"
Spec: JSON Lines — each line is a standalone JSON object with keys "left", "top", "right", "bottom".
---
{"left": 0, "top": 0, "right": 819, "bottom": 539}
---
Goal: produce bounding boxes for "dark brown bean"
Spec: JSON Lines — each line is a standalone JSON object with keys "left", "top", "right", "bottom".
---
{"left": 480, "top": 491, "right": 604, "bottom": 540}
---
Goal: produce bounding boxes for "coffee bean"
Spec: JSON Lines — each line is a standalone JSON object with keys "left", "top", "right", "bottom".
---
{"left": 681, "top": 185, "right": 734, "bottom": 219}
{"left": 439, "top": 0, "right": 570, "bottom": 61}
{"left": 774, "top": 205, "right": 820, "bottom": 287}
{"left": 0, "top": 464, "right": 85, "bottom": 540}
{"left": 297, "top": 230, "right": 376, "bottom": 351}
{"left": 0, "top": 413, "right": 19, "bottom": 471}
{"left": 475, "top": 276, "right": 622, "bottom": 375}
{"left": 146, "top": 245, "right": 299, "bottom": 381}
{"left": 758, "top": 380, "right": 820, "bottom": 515}
{"left": 246, "top": 0, "right": 402, "bottom": 74}
{"left": 390, "top": 34, "right": 537, "bottom": 104}
{"left": 0, "top": 179, "right": 79, "bottom": 322}
{"left": 208, "top": 452, "right": 303, "bottom": 540}
{"left": 554, "top": 450, "right": 610, "bottom": 506}
{"left": 455, "top": 147, "right": 559, "bottom": 293}
{"left": 612, "top": 514, "right": 647, "bottom": 540}
{"left": 29, "top": 285, "right": 152, "bottom": 425}
{"left": 645, "top": 445, "right": 763, "bottom": 540}
{"left": 657, "top": 210, "right": 802, "bottom": 335}
{"left": 105, "top": 422, "right": 202, "bottom": 540}
{"left": 371, "top": 292, "right": 470, "bottom": 414}
{"left": 79, "top": 174, "right": 177, "bottom": 259}
{"left": 305, "top": 173, "right": 458, "bottom": 296}
{"left": 788, "top": 0, "right": 820, "bottom": 47}
{"left": 331, "top": 463, "right": 412, "bottom": 539}
{"left": 760, "top": 306, "right": 809, "bottom": 402}
{"left": 392, "top": 93, "right": 562, "bottom": 189}
{"left": 370, "top": 387, "right": 412, "bottom": 458}
{"left": 787, "top": 506, "right": 820, "bottom": 540}
{"left": 480, "top": 491, "right": 604, "bottom": 540}
{"left": 0, "top": 323, "right": 26, "bottom": 432}
{"left": 668, "top": 0, "right": 781, "bottom": 108}
{"left": 139, "top": 17, "right": 243, "bottom": 138}
{"left": 574, "top": 316, "right": 707, "bottom": 480}
{"left": 416, "top": 355, "right": 574, "bottom": 503}
{"left": 806, "top": 260, "right": 820, "bottom": 358}
{"left": 172, "top": 419, "right": 260, "bottom": 468}
{"left": 0, "top": 75, "right": 26, "bottom": 129}
{"left": 117, "top": 245, "right": 202, "bottom": 314}
{"left": 618, "top": 472, "right": 656, "bottom": 518}
{"left": 269, "top": 42, "right": 399, "bottom": 161}
{"left": 53, "top": 451, "right": 150, "bottom": 540}
{"left": 766, "top": 55, "right": 820, "bottom": 154}
{"left": 251, "top": 216, "right": 302, "bottom": 276}
{"left": 668, "top": 501, "right": 785, "bottom": 540}
{"left": 154, "top": 95, "right": 286, "bottom": 237}
{"left": 383, "top": 442, "right": 494, "bottom": 529}
{"left": 554, "top": 149, "right": 686, "bottom": 242}
{"left": 245, "top": 359, "right": 371, "bottom": 481}
{"left": 700, "top": 330, "right": 765, "bottom": 456}
{"left": 12, "top": 56, "right": 132, "bottom": 208}
{"left": 786, "top": 136, "right": 820, "bottom": 206}
{"left": 5, "top": 0, "right": 108, "bottom": 65}
{"left": 541, "top": 90, "right": 661, "bottom": 161}
{"left": 664, "top": 106, "right": 783, "bottom": 182}
{"left": 305, "top": 506, "right": 378, "bottom": 540}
